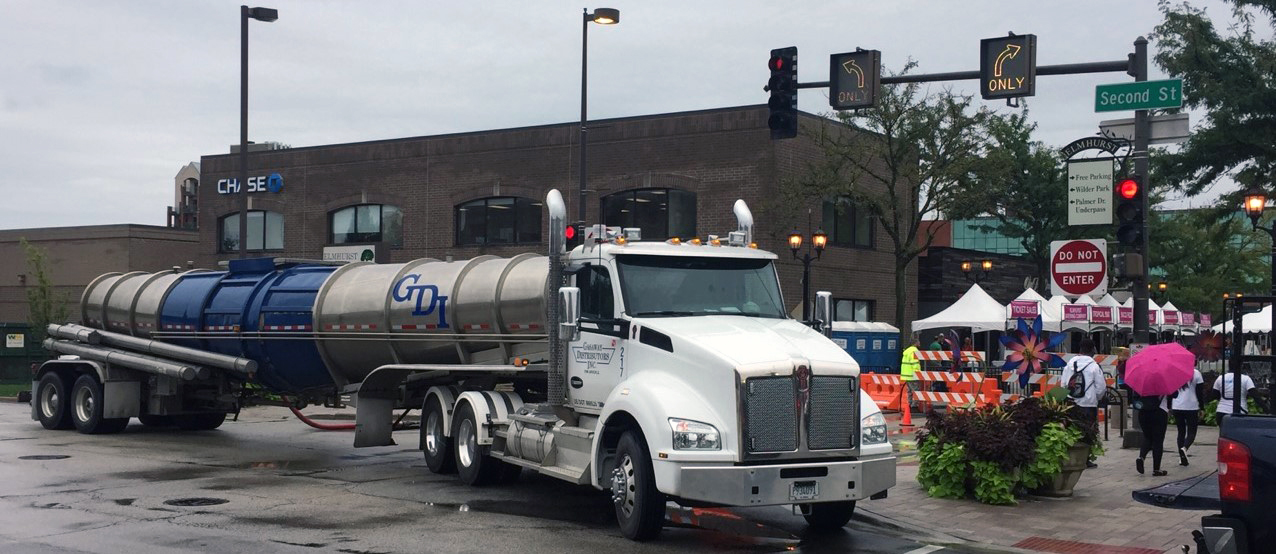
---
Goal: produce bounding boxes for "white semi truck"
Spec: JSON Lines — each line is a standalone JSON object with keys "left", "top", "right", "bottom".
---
{"left": 31, "top": 189, "right": 895, "bottom": 540}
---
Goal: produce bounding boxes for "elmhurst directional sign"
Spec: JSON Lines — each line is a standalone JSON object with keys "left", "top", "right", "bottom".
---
{"left": 979, "top": 34, "right": 1036, "bottom": 100}
{"left": 830, "top": 50, "right": 881, "bottom": 110}
{"left": 1095, "top": 79, "right": 1184, "bottom": 112}
{"left": 1067, "top": 159, "right": 1114, "bottom": 226}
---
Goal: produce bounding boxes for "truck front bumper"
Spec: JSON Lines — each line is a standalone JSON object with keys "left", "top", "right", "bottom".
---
{"left": 666, "top": 455, "right": 896, "bottom": 506}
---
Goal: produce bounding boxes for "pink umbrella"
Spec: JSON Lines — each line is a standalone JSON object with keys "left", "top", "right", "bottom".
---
{"left": 1124, "top": 342, "right": 1196, "bottom": 396}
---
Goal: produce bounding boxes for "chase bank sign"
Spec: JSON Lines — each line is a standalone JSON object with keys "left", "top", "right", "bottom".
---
{"left": 217, "top": 173, "right": 284, "bottom": 195}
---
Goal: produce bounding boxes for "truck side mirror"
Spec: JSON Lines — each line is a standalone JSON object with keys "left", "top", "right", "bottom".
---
{"left": 559, "top": 286, "right": 580, "bottom": 341}
{"left": 814, "top": 291, "right": 833, "bottom": 338}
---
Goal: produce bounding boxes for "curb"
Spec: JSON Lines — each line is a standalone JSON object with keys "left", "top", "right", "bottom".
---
{"left": 853, "top": 507, "right": 1034, "bottom": 554}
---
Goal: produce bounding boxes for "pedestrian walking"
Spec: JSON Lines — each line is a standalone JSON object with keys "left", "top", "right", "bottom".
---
{"left": 1212, "top": 368, "right": 1257, "bottom": 426}
{"left": 1170, "top": 367, "right": 1205, "bottom": 466}
{"left": 1134, "top": 391, "right": 1169, "bottom": 476}
{"left": 1060, "top": 338, "right": 1105, "bottom": 468}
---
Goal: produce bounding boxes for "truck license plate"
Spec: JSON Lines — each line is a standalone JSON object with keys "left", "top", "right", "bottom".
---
{"left": 790, "top": 481, "right": 819, "bottom": 501}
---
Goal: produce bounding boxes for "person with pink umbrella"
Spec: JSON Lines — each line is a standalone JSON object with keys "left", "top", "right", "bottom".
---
{"left": 1124, "top": 342, "right": 1196, "bottom": 477}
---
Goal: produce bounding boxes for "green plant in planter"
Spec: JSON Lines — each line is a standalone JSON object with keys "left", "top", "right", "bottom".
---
{"left": 915, "top": 395, "right": 1101, "bottom": 505}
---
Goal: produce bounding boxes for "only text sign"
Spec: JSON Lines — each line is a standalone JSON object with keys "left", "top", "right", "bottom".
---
{"left": 980, "top": 34, "right": 1037, "bottom": 100}
{"left": 1050, "top": 239, "right": 1108, "bottom": 297}
{"left": 830, "top": 50, "right": 881, "bottom": 110}
{"left": 1095, "top": 79, "right": 1183, "bottom": 112}
{"left": 1067, "top": 159, "right": 1114, "bottom": 226}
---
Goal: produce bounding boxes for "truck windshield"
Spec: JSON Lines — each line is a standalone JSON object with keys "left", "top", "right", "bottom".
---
{"left": 616, "top": 255, "right": 786, "bottom": 318}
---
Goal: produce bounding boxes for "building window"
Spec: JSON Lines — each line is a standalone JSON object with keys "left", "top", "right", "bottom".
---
{"left": 329, "top": 204, "right": 403, "bottom": 246}
{"left": 454, "top": 197, "right": 542, "bottom": 246}
{"left": 822, "top": 198, "right": 874, "bottom": 248}
{"left": 220, "top": 210, "right": 284, "bottom": 252}
{"left": 834, "top": 299, "right": 873, "bottom": 322}
{"left": 601, "top": 188, "right": 696, "bottom": 240}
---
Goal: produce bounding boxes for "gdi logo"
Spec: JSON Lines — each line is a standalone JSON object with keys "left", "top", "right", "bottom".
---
{"left": 392, "top": 274, "right": 449, "bottom": 328}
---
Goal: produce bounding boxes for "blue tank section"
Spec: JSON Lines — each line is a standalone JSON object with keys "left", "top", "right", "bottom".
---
{"left": 157, "top": 258, "right": 339, "bottom": 393}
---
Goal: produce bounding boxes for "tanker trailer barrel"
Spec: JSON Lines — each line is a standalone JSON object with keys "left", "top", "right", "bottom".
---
{"left": 46, "top": 323, "right": 102, "bottom": 345}
{"left": 42, "top": 339, "right": 206, "bottom": 381}
{"left": 50, "top": 323, "right": 256, "bottom": 377}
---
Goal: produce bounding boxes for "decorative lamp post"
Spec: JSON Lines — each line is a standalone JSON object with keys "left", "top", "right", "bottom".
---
{"left": 961, "top": 259, "right": 993, "bottom": 284}
{"left": 237, "top": 5, "right": 278, "bottom": 259}
{"left": 789, "top": 227, "right": 828, "bottom": 322}
{"left": 1240, "top": 186, "right": 1275, "bottom": 409}
{"left": 578, "top": 8, "right": 620, "bottom": 232}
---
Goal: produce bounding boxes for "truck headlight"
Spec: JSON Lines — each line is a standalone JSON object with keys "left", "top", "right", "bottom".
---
{"left": 669, "top": 418, "right": 721, "bottom": 450}
{"left": 861, "top": 412, "right": 888, "bottom": 445}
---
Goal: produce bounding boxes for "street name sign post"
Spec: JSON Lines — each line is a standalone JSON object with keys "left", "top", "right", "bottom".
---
{"left": 1067, "top": 159, "right": 1115, "bottom": 226}
{"left": 1095, "top": 79, "right": 1183, "bottom": 112}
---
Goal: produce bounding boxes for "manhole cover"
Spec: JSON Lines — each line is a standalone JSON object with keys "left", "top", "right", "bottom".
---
{"left": 19, "top": 455, "right": 70, "bottom": 460}
{"left": 164, "top": 497, "right": 228, "bottom": 507}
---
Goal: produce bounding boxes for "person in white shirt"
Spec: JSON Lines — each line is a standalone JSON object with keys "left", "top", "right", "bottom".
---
{"left": 1170, "top": 368, "right": 1205, "bottom": 466}
{"left": 1213, "top": 370, "right": 1257, "bottom": 425}
{"left": 1060, "top": 338, "right": 1106, "bottom": 468}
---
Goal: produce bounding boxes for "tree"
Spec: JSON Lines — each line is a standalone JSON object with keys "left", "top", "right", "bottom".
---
{"left": 1152, "top": 0, "right": 1276, "bottom": 197}
{"left": 946, "top": 109, "right": 1087, "bottom": 289}
{"left": 786, "top": 65, "right": 989, "bottom": 336}
{"left": 22, "top": 238, "right": 69, "bottom": 344}
{"left": 1149, "top": 207, "right": 1270, "bottom": 318}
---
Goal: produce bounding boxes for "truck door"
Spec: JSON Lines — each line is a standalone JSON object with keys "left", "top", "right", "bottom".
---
{"left": 567, "top": 264, "right": 626, "bottom": 414}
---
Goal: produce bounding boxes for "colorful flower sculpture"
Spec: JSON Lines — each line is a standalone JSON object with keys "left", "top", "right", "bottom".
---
{"left": 1191, "top": 330, "right": 1226, "bottom": 362}
{"left": 999, "top": 315, "right": 1065, "bottom": 387}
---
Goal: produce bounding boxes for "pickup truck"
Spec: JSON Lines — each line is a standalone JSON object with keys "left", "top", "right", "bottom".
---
{"left": 1195, "top": 414, "right": 1275, "bottom": 553}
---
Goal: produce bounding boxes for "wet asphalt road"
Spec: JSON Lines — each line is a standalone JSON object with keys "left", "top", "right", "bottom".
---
{"left": 0, "top": 401, "right": 982, "bottom": 554}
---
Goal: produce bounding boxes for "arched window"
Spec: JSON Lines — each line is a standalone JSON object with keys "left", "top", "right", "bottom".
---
{"left": 329, "top": 204, "right": 403, "bottom": 246}
{"left": 455, "top": 197, "right": 542, "bottom": 246}
{"left": 219, "top": 210, "right": 284, "bottom": 252}
{"left": 600, "top": 188, "right": 696, "bottom": 240}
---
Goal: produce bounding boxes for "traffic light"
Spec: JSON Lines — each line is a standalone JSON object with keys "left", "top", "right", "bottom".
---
{"left": 767, "top": 47, "right": 798, "bottom": 140}
{"left": 564, "top": 223, "right": 582, "bottom": 250}
{"left": 1115, "top": 176, "right": 1144, "bottom": 247}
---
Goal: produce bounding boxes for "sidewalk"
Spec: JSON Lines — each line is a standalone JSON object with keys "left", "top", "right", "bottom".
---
{"left": 873, "top": 412, "right": 1214, "bottom": 554}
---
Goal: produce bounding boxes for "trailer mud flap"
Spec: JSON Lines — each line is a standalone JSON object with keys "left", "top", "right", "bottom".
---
{"left": 352, "top": 365, "right": 416, "bottom": 448}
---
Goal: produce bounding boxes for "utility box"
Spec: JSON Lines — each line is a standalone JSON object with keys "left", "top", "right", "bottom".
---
{"left": 0, "top": 323, "right": 45, "bottom": 384}
{"left": 831, "top": 321, "right": 901, "bottom": 373}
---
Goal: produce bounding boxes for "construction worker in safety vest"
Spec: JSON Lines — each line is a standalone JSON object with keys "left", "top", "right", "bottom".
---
{"left": 900, "top": 336, "right": 922, "bottom": 407}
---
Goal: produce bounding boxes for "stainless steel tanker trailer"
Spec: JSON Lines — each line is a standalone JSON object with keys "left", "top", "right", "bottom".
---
{"left": 30, "top": 189, "right": 895, "bottom": 541}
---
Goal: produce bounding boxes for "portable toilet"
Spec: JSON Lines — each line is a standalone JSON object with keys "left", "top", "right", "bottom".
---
{"left": 869, "top": 322, "right": 901, "bottom": 373}
{"left": 831, "top": 321, "right": 871, "bottom": 370}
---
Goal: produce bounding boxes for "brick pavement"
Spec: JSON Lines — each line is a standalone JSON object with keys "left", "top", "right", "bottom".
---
{"left": 868, "top": 413, "right": 1217, "bottom": 554}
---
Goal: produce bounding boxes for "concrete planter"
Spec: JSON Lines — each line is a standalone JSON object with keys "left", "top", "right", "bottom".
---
{"left": 1033, "top": 442, "right": 1091, "bottom": 497}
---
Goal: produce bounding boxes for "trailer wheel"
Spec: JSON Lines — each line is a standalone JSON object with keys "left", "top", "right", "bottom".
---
{"left": 70, "top": 374, "right": 129, "bottom": 435}
{"left": 612, "top": 430, "right": 665, "bottom": 541}
{"left": 452, "top": 402, "right": 501, "bottom": 486}
{"left": 174, "top": 412, "right": 226, "bottom": 431}
{"left": 421, "top": 395, "right": 456, "bottom": 474}
{"left": 35, "top": 373, "right": 73, "bottom": 430}
{"left": 802, "top": 500, "right": 856, "bottom": 530}
{"left": 138, "top": 414, "right": 174, "bottom": 427}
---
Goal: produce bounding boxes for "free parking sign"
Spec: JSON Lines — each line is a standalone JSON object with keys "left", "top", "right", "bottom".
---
{"left": 1050, "top": 239, "right": 1107, "bottom": 297}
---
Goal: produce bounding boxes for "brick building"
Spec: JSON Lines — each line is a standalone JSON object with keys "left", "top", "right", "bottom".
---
{"left": 197, "top": 105, "right": 917, "bottom": 326}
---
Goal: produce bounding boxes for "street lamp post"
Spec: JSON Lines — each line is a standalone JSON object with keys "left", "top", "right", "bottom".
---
{"left": 960, "top": 259, "right": 994, "bottom": 285}
{"left": 238, "top": 5, "right": 278, "bottom": 259}
{"left": 788, "top": 220, "right": 828, "bottom": 323}
{"left": 579, "top": 8, "right": 619, "bottom": 231}
{"left": 1242, "top": 186, "right": 1275, "bottom": 410}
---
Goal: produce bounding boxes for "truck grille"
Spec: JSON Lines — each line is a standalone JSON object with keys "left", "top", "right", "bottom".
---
{"left": 743, "top": 374, "right": 857, "bottom": 454}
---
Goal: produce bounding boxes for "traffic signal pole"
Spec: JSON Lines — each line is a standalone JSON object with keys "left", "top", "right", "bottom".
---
{"left": 1132, "top": 36, "right": 1150, "bottom": 344}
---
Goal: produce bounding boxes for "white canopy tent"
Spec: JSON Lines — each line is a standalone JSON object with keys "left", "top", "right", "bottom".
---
{"left": 1098, "top": 294, "right": 1127, "bottom": 329}
{"left": 1061, "top": 295, "right": 1097, "bottom": 332}
{"left": 1007, "top": 289, "right": 1062, "bottom": 332}
{"left": 1160, "top": 301, "right": 1185, "bottom": 334}
{"left": 1213, "top": 304, "right": 1274, "bottom": 334}
{"left": 913, "top": 283, "right": 1008, "bottom": 333}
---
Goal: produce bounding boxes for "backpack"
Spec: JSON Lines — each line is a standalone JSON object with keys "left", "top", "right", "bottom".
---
{"left": 1067, "top": 361, "right": 1090, "bottom": 399}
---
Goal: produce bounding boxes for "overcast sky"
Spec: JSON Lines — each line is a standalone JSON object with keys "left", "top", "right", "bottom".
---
{"left": 0, "top": 0, "right": 1234, "bottom": 230}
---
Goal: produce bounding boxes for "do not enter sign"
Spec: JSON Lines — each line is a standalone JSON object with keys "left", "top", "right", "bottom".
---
{"left": 1050, "top": 239, "right": 1107, "bottom": 297}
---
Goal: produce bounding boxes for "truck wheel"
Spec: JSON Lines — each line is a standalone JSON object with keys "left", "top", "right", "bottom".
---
{"left": 452, "top": 402, "right": 502, "bottom": 486}
{"left": 36, "top": 373, "right": 74, "bottom": 430}
{"left": 138, "top": 414, "right": 174, "bottom": 427}
{"left": 802, "top": 500, "right": 856, "bottom": 530}
{"left": 612, "top": 430, "right": 665, "bottom": 541}
{"left": 421, "top": 395, "right": 456, "bottom": 474}
{"left": 174, "top": 412, "right": 226, "bottom": 431}
{"left": 70, "top": 374, "right": 129, "bottom": 435}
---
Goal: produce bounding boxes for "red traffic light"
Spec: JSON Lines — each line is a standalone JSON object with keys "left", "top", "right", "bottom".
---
{"left": 1118, "top": 179, "right": 1139, "bottom": 199}
{"left": 564, "top": 225, "right": 576, "bottom": 240}
{"left": 769, "top": 56, "right": 784, "bottom": 71}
